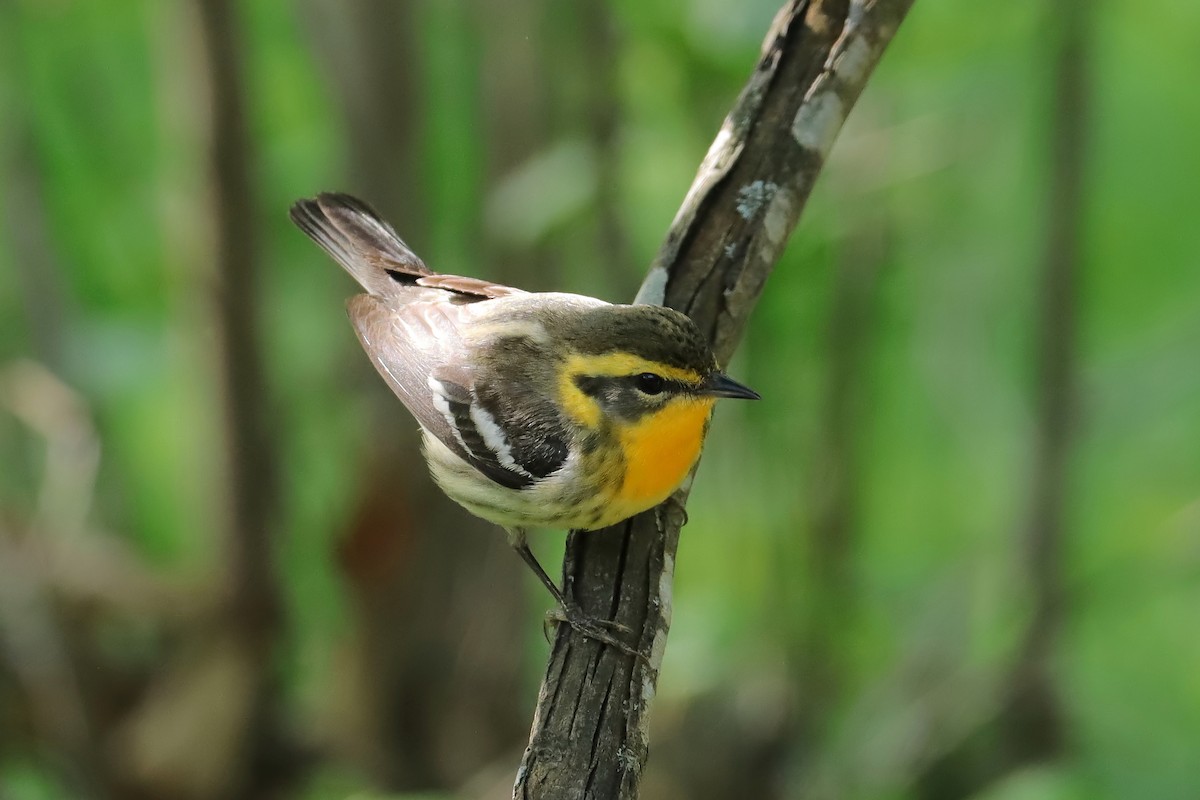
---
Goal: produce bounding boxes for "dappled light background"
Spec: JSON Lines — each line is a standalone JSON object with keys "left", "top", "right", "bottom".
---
{"left": 1, "top": 1, "right": 1198, "bottom": 799}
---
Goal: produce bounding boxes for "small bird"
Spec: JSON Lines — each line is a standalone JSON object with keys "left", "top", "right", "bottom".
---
{"left": 290, "top": 193, "right": 759, "bottom": 650}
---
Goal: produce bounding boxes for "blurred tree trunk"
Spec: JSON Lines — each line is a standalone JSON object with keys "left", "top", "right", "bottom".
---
{"left": 915, "top": 0, "right": 1090, "bottom": 795}
{"left": 113, "top": 3, "right": 288, "bottom": 798}
{"left": 302, "top": 0, "right": 528, "bottom": 789}
{"left": 197, "top": 0, "right": 282, "bottom": 656}
{"left": 514, "top": 1, "right": 916, "bottom": 797}
{"left": 796, "top": 195, "right": 889, "bottom": 756}
{"left": 1002, "top": 0, "right": 1089, "bottom": 760}
{"left": 196, "top": 1, "right": 285, "bottom": 796}
{"left": 2, "top": 5, "right": 300, "bottom": 798}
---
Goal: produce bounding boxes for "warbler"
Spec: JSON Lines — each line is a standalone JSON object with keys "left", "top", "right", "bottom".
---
{"left": 290, "top": 193, "right": 759, "bottom": 649}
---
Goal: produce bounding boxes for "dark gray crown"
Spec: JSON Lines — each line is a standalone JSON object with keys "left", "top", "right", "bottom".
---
{"left": 564, "top": 304, "right": 716, "bottom": 376}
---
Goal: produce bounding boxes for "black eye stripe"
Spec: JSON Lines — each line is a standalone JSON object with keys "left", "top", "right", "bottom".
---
{"left": 573, "top": 373, "right": 694, "bottom": 397}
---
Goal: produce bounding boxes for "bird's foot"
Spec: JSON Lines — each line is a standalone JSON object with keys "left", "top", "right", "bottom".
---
{"left": 544, "top": 605, "right": 646, "bottom": 661}
{"left": 664, "top": 493, "right": 689, "bottom": 527}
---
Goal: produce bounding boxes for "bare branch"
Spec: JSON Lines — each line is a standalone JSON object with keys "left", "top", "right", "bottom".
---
{"left": 514, "top": 2, "right": 916, "bottom": 797}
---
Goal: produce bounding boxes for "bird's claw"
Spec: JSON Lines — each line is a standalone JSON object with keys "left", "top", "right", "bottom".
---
{"left": 664, "top": 493, "right": 689, "bottom": 527}
{"left": 543, "top": 606, "right": 646, "bottom": 661}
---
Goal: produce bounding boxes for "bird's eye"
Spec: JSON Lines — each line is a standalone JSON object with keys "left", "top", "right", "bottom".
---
{"left": 635, "top": 372, "right": 665, "bottom": 395}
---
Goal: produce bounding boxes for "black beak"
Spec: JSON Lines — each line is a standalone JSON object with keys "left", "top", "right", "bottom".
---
{"left": 699, "top": 372, "right": 761, "bottom": 400}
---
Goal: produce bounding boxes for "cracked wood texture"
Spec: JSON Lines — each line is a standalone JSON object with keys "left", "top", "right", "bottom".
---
{"left": 513, "top": 1, "right": 915, "bottom": 797}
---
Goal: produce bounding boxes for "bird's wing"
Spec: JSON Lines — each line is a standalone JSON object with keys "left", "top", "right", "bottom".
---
{"left": 290, "top": 192, "right": 525, "bottom": 300}
{"left": 294, "top": 191, "right": 560, "bottom": 488}
{"left": 347, "top": 294, "right": 565, "bottom": 490}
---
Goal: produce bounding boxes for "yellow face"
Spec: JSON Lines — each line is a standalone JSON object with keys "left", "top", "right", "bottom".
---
{"left": 558, "top": 352, "right": 718, "bottom": 524}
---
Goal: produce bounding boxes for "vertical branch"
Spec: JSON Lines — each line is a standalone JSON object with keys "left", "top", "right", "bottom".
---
{"left": 1005, "top": 0, "right": 1091, "bottom": 760}
{"left": 916, "top": 3, "right": 1090, "bottom": 796}
{"left": 515, "top": 2, "right": 915, "bottom": 797}
{"left": 195, "top": 0, "right": 280, "bottom": 643}
{"left": 797, "top": 211, "right": 888, "bottom": 733}
{"left": 193, "top": 3, "right": 285, "bottom": 796}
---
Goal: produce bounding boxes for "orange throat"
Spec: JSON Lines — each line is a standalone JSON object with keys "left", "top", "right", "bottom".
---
{"left": 611, "top": 398, "right": 715, "bottom": 519}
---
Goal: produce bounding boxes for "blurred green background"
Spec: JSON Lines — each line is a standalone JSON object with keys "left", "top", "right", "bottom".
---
{"left": 1, "top": 1, "right": 1198, "bottom": 799}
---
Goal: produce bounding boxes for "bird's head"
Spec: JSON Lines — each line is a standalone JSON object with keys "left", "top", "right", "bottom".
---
{"left": 555, "top": 303, "right": 758, "bottom": 430}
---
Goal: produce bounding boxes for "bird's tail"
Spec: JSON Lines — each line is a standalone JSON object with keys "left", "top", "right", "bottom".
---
{"left": 289, "top": 192, "right": 432, "bottom": 297}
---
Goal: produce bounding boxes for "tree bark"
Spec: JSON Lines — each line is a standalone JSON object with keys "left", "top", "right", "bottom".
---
{"left": 513, "top": 2, "right": 915, "bottom": 797}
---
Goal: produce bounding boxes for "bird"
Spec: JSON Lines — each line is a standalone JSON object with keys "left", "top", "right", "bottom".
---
{"left": 290, "top": 192, "right": 759, "bottom": 652}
